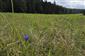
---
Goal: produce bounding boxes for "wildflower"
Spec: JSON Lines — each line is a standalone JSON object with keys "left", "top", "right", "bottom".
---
{"left": 24, "top": 34, "right": 29, "bottom": 41}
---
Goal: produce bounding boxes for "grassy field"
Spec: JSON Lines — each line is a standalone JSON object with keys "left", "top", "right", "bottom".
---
{"left": 0, "top": 13, "right": 85, "bottom": 56}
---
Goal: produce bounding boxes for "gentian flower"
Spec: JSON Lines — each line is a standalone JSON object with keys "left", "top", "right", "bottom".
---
{"left": 24, "top": 34, "right": 29, "bottom": 41}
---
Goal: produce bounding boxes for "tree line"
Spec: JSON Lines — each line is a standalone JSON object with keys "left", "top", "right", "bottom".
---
{"left": 0, "top": 0, "right": 83, "bottom": 14}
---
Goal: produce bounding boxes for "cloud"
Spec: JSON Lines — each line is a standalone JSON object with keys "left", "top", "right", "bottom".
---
{"left": 46, "top": 0, "right": 85, "bottom": 9}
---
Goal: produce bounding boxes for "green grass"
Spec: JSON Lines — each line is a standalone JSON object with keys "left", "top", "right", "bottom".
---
{"left": 0, "top": 13, "right": 85, "bottom": 56}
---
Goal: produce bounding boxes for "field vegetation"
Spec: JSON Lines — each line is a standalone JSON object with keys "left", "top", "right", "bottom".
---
{"left": 0, "top": 13, "right": 85, "bottom": 56}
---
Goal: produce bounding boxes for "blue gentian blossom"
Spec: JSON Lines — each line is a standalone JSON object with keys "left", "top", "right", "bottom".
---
{"left": 24, "top": 34, "right": 29, "bottom": 41}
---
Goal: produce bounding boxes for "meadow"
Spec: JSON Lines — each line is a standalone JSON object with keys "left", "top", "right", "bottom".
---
{"left": 0, "top": 13, "right": 85, "bottom": 56}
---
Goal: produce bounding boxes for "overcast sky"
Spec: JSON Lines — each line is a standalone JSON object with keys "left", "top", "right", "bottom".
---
{"left": 44, "top": 0, "right": 85, "bottom": 9}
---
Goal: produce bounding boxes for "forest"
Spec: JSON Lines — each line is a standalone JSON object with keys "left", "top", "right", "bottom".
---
{"left": 0, "top": 0, "right": 84, "bottom": 14}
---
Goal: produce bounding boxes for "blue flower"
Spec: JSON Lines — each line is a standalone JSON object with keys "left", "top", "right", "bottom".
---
{"left": 24, "top": 34, "right": 29, "bottom": 41}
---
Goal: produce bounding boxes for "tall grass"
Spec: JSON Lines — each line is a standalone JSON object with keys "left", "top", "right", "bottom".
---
{"left": 0, "top": 13, "right": 85, "bottom": 56}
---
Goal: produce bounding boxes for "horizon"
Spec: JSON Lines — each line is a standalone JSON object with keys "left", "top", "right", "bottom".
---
{"left": 43, "top": 0, "right": 85, "bottom": 9}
